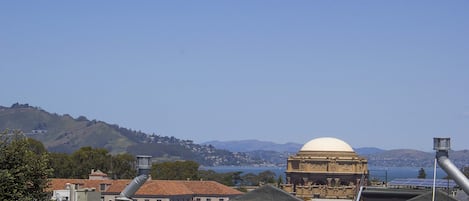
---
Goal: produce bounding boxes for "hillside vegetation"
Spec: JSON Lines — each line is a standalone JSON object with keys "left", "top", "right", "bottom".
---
{"left": 0, "top": 103, "right": 258, "bottom": 166}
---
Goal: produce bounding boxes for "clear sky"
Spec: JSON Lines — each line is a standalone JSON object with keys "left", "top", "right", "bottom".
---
{"left": 1, "top": 1, "right": 468, "bottom": 151}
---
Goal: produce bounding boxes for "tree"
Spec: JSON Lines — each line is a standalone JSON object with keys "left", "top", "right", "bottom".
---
{"left": 198, "top": 169, "right": 220, "bottom": 181}
{"left": 198, "top": 169, "right": 239, "bottom": 186}
{"left": 110, "top": 153, "right": 136, "bottom": 179}
{"left": 76, "top": 116, "right": 88, "bottom": 121}
{"left": 277, "top": 175, "right": 283, "bottom": 186}
{"left": 232, "top": 171, "right": 243, "bottom": 187}
{"left": 70, "top": 147, "right": 111, "bottom": 178}
{"left": 241, "top": 173, "right": 258, "bottom": 186}
{"left": 26, "top": 138, "right": 47, "bottom": 154}
{"left": 49, "top": 152, "right": 74, "bottom": 178}
{"left": 151, "top": 161, "right": 199, "bottom": 180}
{"left": 258, "top": 170, "right": 276, "bottom": 184}
{"left": 418, "top": 168, "right": 426, "bottom": 179}
{"left": 0, "top": 130, "right": 52, "bottom": 200}
{"left": 49, "top": 149, "right": 136, "bottom": 179}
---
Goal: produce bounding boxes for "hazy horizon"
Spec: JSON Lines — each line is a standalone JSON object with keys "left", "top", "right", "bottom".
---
{"left": 1, "top": 1, "right": 468, "bottom": 151}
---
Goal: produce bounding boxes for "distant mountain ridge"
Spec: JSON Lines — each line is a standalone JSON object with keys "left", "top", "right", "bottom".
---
{"left": 203, "top": 140, "right": 469, "bottom": 168}
{"left": 0, "top": 103, "right": 260, "bottom": 166}
{"left": 202, "top": 140, "right": 302, "bottom": 153}
{"left": 203, "top": 140, "right": 386, "bottom": 155}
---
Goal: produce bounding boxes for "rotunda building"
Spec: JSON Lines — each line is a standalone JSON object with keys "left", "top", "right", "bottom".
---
{"left": 281, "top": 137, "right": 368, "bottom": 200}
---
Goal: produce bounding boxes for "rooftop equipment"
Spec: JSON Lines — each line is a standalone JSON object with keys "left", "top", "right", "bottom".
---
{"left": 115, "top": 155, "right": 152, "bottom": 201}
{"left": 433, "top": 138, "right": 469, "bottom": 195}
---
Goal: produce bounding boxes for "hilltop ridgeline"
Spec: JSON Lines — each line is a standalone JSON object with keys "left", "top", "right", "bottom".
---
{"left": 2, "top": 103, "right": 468, "bottom": 168}
{"left": 0, "top": 103, "right": 261, "bottom": 166}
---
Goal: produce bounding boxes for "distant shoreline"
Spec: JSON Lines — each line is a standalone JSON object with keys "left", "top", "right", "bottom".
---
{"left": 201, "top": 165, "right": 449, "bottom": 181}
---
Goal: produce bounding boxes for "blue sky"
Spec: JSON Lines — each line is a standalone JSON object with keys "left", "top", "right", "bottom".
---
{"left": 1, "top": 1, "right": 468, "bottom": 151}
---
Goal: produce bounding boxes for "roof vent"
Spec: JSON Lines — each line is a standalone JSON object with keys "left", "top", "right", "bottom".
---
{"left": 136, "top": 155, "right": 151, "bottom": 175}
{"left": 433, "top": 137, "right": 450, "bottom": 151}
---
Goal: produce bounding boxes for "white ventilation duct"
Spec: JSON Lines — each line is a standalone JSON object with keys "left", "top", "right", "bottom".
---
{"left": 434, "top": 138, "right": 469, "bottom": 195}
{"left": 116, "top": 155, "right": 152, "bottom": 201}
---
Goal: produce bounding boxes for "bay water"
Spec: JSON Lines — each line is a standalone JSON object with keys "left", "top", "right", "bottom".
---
{"left": 200, "top": 166, "right": 448, "bottom": 182}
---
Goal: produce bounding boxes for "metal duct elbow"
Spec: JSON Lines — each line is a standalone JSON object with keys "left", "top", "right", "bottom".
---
{"left": 436, "top": 151, "right": 469, "bottom": 195}
{"left": 116, "top": 155, "right": 152, "bottom": 201}
{"left": 117, "top": 174, "right": 150, "bottom": 200}
{"left": 434, "top": 138, "right": 469, "bottom": 195}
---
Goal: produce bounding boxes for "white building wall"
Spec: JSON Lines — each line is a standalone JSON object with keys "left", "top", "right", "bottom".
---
{"left": 52, "top": 190, "right": 70, "bottom": 201}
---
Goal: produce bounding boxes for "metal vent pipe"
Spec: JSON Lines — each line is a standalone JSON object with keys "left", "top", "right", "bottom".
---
{"left": 434, "top": 138, "right": 469, "bottom": 195}
{"left": 116, "top": 155, "right": 152, "bottom": 201}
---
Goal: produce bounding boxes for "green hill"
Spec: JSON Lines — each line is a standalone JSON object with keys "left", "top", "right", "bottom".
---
{"left": 0, "top": 103, "right": 139, "bottom": 153}
{"left": 0, "top": 103, "right": 258, "bottom": 166}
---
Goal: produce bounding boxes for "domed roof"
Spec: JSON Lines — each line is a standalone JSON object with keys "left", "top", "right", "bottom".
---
{"left": 300, "top": 137, "right": 354, "bottom": 152}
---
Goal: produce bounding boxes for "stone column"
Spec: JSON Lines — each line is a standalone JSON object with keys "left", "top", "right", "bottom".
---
{"left": 303, "top": 177, "right": 309, "bottom": 185}
{"left": 334, "top": 178, "right": 340, "bottom": 187}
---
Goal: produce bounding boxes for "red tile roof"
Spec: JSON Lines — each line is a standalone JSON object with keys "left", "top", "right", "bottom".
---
{"left": 49, "top": 179, "right": 242, "bottom": 197}
{"left": 48, "top": 178, "right": 112, "bottom": 192}
{"left": 182, "top": 180, "right": 243, "bottom": 195}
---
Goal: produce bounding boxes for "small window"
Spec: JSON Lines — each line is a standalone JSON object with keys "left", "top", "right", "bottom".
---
{"left": 206, "top": 199, "right": 211, "bottom": 201}
{"left": 196, "top": 199, "right": 201, "bottom": 201}
{"left": 219, "top": 199, "right": 224, "bottom": 201}
{"left": 100, "top": 183, "right": 106, "bottom": 191}
{"left": 144, "top": 199, "right": 150, "bottom": 201}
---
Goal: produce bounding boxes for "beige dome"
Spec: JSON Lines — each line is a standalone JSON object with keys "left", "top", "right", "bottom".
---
{"left": 300, "top": 137, "right": 354, "bottom": 152}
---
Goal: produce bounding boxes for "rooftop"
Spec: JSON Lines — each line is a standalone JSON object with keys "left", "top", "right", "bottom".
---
{"left": 388, "top": 178, "right": 458, "bottom": 189}
{"left": 231, "top": 185, "right": 302, "bottom": 201}
{"left": 50, "top": 179, "right": 242, "bottom": 197}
